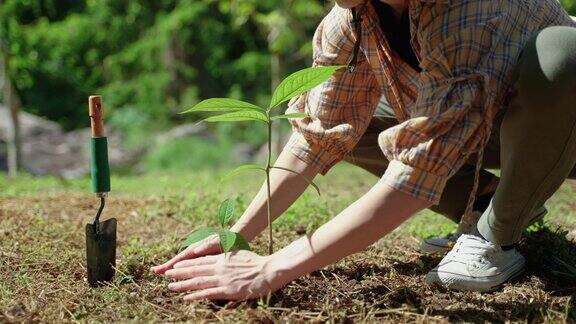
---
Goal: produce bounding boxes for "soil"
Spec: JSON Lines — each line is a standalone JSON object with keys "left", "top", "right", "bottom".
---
{"left": 1, "top": 194, "right": 575, "bottom": 323}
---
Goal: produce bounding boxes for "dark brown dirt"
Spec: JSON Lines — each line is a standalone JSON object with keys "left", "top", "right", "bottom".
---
{"left": 1, "top": 194, "right": 575, "bottom": 323}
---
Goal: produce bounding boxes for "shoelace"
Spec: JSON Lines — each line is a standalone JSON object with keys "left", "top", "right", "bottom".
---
{"left": 446, "top": 234, "right": 499, "bottom": 263}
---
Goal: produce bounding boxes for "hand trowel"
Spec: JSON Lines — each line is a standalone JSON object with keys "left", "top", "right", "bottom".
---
{"left": 86, "top": 95, "right": 117, "bottom": 287}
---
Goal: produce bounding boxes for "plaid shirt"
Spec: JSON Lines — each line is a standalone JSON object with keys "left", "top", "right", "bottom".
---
{"left": 285, "top": 0, "right": 575, "bottom": 204}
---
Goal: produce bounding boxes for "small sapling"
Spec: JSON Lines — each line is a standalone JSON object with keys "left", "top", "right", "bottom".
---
{"left": 181, "top": 198, "right": 250, "bottom": 253}
{"left": 182, "top": 65, "right": 343, "bottom": 254}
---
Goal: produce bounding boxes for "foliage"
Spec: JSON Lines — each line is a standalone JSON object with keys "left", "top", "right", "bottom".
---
{"left": 561, "top": 0, "right": 576, "bottom": 15}
{"left": 182, "top": 66, "right": 341, "bottom": 254}
{"left": 0, "top": 0, "right": 327, "bottom": 134}
{"left": 181, "top": 198, "right": 250, "bottom": 253}
{"left": 141, "top": 137, "right": 232, "bottom": 172}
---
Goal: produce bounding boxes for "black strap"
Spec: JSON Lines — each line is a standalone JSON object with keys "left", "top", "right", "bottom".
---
{"left": 347, "top": 7, "right": 363, "bottom": 73}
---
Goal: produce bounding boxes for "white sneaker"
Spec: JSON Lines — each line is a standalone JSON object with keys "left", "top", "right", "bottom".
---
{"left": 420, "top": 206, "right": 547, "bottom": 254}
{"left": 425, "top": 234, "right": 525, "bottom": 292}
{"left": 420, "top": 232, "right": 460, "bottom": 254}
{"left": 420, "top": 211, "right": 482, "bottom": 254}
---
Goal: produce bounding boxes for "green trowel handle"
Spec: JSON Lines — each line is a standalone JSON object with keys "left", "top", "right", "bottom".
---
{"left": 91, "top": 137, "right": 110, "bottom": 193}
{"left": 89, "top": 95, "right": 110, "bottom": 193}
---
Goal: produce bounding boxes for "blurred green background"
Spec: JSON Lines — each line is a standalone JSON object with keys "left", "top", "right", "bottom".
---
{"left": 1, "top": 0, "right": 575, "bottom": 174}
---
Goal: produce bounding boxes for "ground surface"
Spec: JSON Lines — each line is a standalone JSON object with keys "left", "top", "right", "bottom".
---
{"left": 1, "top": 164, "right": 576, "bottom": 323}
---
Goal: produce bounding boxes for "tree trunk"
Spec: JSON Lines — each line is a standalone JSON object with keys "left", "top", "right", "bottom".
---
{"left": 0, "top": 31, "right": 22, "bottom": 178}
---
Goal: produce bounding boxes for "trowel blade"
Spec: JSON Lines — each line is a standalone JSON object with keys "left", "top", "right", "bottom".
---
{"left": 85, "top": 217, "right": 117, "bottom": 287}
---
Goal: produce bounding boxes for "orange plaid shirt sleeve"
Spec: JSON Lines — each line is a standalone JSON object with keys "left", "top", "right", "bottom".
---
{"left": 285, "top": 6, "right": 381, "bottom": 175}
{"left": 285, "top": 0, "right": 575, "bottom": 204}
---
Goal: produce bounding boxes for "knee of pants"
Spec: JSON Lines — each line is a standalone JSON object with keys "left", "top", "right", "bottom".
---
{"left": 517, "top": 26, "right": 576, "bottom": 90}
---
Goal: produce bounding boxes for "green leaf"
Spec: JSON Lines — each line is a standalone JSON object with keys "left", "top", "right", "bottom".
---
{"left": 220, "top": 163, "right": 266, "bottom": 184}
{"left": 181, "top": 227, "right": 217, "bottom": 248}
{"left": 234, "top": 234, "right": 251, "bottom": 251}
{"left": 271, "top": 166, "right": 321, "bottom": 195}
{"left": 181, "top": 98, "right": 264, "bottom": 114}
{"left": 218, "top": 198, "right": 235, "bottom": 227}
{"left": 219, "top": 229, "right": 237, "bottom": 253}
{"left": 269, "top": 66, "right": 344, "bottom": 110}
{"left": 271, "top": 112, "right": 310, "bottom": 120}
{"left": 204, "top": 110, "right": 268, "bottom": 123}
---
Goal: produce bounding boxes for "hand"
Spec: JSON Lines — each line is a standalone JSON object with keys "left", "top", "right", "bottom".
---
{"left": 164, "top": 250, "right": 282, "bottom": 301}
{"left": 150, "top": 235, "right": 221, "bottom": 275}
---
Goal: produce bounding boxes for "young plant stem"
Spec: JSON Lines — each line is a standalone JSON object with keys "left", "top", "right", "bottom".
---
{"left": 265, "top": 117, "right": 273, "bottom": 254}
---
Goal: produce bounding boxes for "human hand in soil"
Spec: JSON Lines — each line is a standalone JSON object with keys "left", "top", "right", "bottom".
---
{"left": 150, "top": 235, "right": 222, "bottom": 275}
{"left": 164, "top": 250, "right": 281, "bottom": 301}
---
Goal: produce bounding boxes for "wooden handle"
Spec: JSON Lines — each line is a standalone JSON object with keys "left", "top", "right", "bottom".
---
{"left": 89, "top": 95, "right": 105, "bottom": 137}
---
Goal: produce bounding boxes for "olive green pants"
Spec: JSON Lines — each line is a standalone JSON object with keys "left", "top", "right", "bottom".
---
{"left": 343, "top": 26, "right": 576, "bottom": 245}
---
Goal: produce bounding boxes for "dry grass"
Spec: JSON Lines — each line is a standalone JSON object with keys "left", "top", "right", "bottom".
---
{"left": 1, "top": 167, "right": 575, "bottom": 322}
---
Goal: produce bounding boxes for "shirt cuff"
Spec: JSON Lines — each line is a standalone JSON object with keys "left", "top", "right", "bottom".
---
{"left": 380, "top": 160, "right": 448, "bottom": 205}
{"left": 284, "top": 132, "right": 340, "bottom": 176}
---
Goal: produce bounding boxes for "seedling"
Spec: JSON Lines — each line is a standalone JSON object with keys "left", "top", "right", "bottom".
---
{"left": 180, "top": 198, "right": 249, "bottom": 253}
{"left": 181, "top": 65, "right": 343, "bottom": 254}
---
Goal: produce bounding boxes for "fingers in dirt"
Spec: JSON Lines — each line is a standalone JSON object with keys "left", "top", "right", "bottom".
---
{"left": 173, "top": 255, "right": 219, "bottom": 268}
{"left": 168, "top": 276, "right": 219, "bottom": 292}
{"left": 164, "top": 265, "right": 214, "bottom": 280}
{"left": 151, "top": 246, "right": 198, "bottom": 274}
{"left": 151, "top": 236, "right": 220, "bottom": 274}
{"left": 183, "top": 287, "right": 231, "bottom": 301}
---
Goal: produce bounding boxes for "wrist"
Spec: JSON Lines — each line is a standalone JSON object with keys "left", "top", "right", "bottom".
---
{"left": 265, "top": 252, "right": 298, "bottom": 290}
{"left": 230, "top": 220, "right": 259, "bottom": 242}
{"left": 266, "top": 236, "right": 313, "bottom": 288}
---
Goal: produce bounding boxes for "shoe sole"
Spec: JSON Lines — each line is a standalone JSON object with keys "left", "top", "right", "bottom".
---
{"left": 426, "top": 257, "right": 526, "bottom": 292}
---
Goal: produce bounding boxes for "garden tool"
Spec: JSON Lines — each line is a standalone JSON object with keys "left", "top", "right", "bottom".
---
{"left": 86, "top": 95, "right": 117, "bottom": 287}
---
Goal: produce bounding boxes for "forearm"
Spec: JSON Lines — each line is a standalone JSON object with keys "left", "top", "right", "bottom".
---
{"left": 231, "top": 145, "right": 320, "bottom": 241}
{"left": 269, "top": 181, "right": 431, "bottom": 285}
